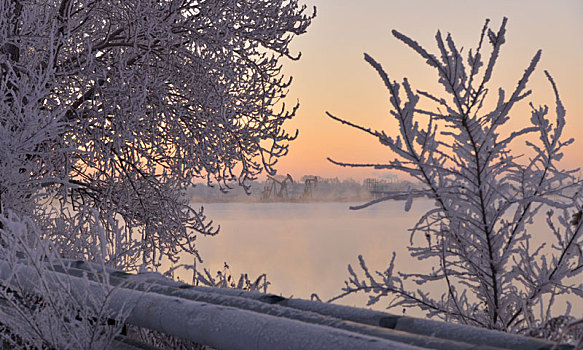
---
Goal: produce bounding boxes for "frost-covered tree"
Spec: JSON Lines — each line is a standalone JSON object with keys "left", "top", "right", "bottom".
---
{"left": 0, "top": 212, "right": 130, "bottom": 349}
{"left": 0, "top": 0, "right": 315, "bottom": 269}
{"left": 328, "top": 18, "right": 583, "bottom": 336}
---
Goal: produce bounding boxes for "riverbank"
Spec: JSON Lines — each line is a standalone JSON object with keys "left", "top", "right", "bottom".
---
{"left": 187, "top": 177, "right": 425, "bottom": 203}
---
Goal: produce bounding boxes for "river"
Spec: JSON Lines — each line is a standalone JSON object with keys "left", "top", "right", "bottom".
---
{"left": 184, "top": 199, "right": 579, "bottom": 319}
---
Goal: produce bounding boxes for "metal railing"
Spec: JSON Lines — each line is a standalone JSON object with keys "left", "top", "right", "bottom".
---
{"left": 0, "top": 259, "right": 574, "bottom": 350}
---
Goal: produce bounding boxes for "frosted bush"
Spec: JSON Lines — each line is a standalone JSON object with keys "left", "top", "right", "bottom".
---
{"left": 329, "top": 18, "right": 583, "bottom": 337}
{"left": 1, "top": 0, "right": 315, "bottom": 270}
{"left": 0, "top": 211, "right": 129, "bottom": 349}
{"left": 1, "top": 1, "right": 315, "bottom": 346}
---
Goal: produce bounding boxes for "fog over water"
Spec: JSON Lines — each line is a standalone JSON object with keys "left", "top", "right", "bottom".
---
{"left": 182, "top": 199, "right": 580, "bottom": 318}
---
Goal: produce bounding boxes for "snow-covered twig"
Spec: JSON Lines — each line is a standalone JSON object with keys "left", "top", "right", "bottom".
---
{"left": 329, "top": 17, "right": 582, "bottom": 341}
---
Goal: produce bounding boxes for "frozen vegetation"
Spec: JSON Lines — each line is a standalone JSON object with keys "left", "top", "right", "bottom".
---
{"left": 328, "top": 17, "right": 583, "bottom": 344}
{"left": 0, "top": 0, "right": 315, "bottom": 348}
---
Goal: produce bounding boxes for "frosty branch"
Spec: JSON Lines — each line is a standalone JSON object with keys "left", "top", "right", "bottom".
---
{"left": 0, "top": 0, "right": 315, "bottom": 269}
{"left": 328, "top": 18, "right": 583, "bottom": 336}
{"left": 1, "top": 1, "right": 315, "bottom": 347}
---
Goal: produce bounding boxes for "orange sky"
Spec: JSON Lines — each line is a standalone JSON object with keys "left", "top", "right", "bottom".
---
{"left": 273, "top": 0, "right": 583, "bottom": 181}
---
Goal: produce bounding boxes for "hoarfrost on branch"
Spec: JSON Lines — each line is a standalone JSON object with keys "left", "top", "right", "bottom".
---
{"left": 0, "top": 0, "right": 315, "bottom": 270}
{"left": 0, "top": 0, "right": 315, "bottom": 347}
{"left": 328, "top": 18, "right": 583, "bottom": 339}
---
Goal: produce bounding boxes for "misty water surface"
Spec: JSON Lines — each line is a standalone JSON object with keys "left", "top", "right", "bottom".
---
{"left": 183, "top": 199, "right": 579, "bottom": 318}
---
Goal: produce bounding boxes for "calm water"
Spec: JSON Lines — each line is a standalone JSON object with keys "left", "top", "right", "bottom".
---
{"left": 186, "top": 199, "right": 437, "bottom": 317}
{"left": 185, "top": 199, "right": 579, "bottom": 318}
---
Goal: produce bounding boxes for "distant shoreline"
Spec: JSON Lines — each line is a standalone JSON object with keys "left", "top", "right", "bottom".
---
{"left": 187, "top": 177, "right": 428, "bottom": 204}
{"left": 190, "top": 193, "right": 431, "bottom": 204}
{"left": 189, "top": 196, "right": 377, "bottom": 204}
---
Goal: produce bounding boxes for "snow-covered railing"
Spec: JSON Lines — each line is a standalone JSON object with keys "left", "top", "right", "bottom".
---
{"left": 0, "top": 259, "right": 574, "bottom": 350}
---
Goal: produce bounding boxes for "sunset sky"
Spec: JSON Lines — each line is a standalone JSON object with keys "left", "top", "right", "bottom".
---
{"left": 274, "top": 0, "right": 583, "bottom": 181}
